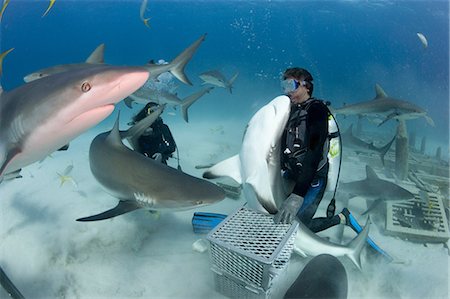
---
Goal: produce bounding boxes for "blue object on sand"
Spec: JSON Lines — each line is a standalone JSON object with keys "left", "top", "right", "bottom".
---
{"left": 192, "top": 212, "right": 227, "bottom": 234}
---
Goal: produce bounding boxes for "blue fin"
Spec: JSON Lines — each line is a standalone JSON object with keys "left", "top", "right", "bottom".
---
{"left": 348, "top": 213, "right": 393, "bottom": 262}
{"left": 192, "top": 212, "right": 227, "bottom": 234}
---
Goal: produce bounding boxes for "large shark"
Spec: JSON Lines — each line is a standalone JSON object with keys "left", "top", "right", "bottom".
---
{"left": 283, "top": 254, "right": 348, "bottom": 299}
{"left": 202, "top": 95, "right": 370, "bottom": 267}
{"left": 125, "top": 86, "right": 214, "bottom": 122}
{"left": 23, "top": 43, "right": 105, "bottom": 82}
{"left": 334, "top": 84, "right": 434, "bottom": 126}
{"left": 203, "top": 95, "right": 293, "bottom": 214}
{"left": 23, "top": 33, "right": 206, "bottom": 86}
{"left": 76, "top": 111, "right": 225, "bottom": 221}
{"left": 0, "top": 64, "right": 149, "bottom": 180}
{"left": 342, "top": 124, "right": 396, "bottom": 165}
{"left": 199, "top": 70, "right": 239, "bottom": 93}
{"left": 340, "top": 165, "right": 415, "bottom": 214}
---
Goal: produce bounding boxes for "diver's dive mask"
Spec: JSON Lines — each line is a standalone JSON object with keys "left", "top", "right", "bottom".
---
{"left": 281, "top": 78, "right": 306, "bottom": 94}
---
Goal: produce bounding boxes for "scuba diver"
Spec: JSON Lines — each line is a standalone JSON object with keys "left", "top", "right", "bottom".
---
{"left": 274, "top": 67, "right": 352, "bottom": 232}
{"left": 130, "top": 102, "right": 177, "bottom": 165}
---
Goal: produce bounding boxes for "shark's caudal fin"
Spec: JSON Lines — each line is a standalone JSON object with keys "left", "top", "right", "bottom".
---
{"left": 379, "top": 134, "right": 396, "bottom": 166}
{"left": 85, "top": 43, "right": 105, "bottom": 64}
{"left": 76, "top": 200, "right": 141, "bottom": 222}
{"left": 203, "top": 155, "right": 242, "bottom": 184}
{"left": 169, "top": 33, "right": 207, "bottom": 85}
{"left": 0, "top": 47, "right": 13, "bottom": 76}
{"left": 181, "top": 87, "right": 214, "bottom": 123}
{"left": 227, "top": 71, "right": 239, "bottom": 94}
{"left": 346, "top": 217, "right": 370, "bottom": 270}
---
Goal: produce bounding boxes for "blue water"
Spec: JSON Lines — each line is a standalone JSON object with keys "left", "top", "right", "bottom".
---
{"left": 2, "top": 0, "right": 448, "bottom": 154}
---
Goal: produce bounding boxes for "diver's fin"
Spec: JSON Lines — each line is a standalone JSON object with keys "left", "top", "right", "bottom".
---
{"left": 76, "top": 200, "right": 141, "bottom": 222}
{"left": 347, "top": 212, "right": 394, "bottom": 262}
{"left": 192, "top": 212, "right": 227, "bottom": 234}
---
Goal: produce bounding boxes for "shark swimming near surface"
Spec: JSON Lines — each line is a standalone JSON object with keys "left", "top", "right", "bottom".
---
{"left": 0, "top": 64, "right": 149, "bottom": 181}
{"left": 23, "top": 43, "right": 105, "bottom": 82}
{"left": 339, "top": 165, "right": 415, "bottom": 214}
{"left": 342, "top": 124, "right": 396, "bottom": 166}
{"left": 199, "top": 70, "right": 239, "bottom": 93}
{"left": 24, "top": 33, "right": 206, "bottom": 86}
{"left": 333, "top": 84, "right": 434, "bottom": 127}
{"left": 76, "top": 111, "right": 225, "bottom": 221}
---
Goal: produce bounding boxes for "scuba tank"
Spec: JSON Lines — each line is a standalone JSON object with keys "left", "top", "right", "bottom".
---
{"left": 326, "top": 113, "right": 341, "bottom": 192}
{"left": 325, "top": 110, "right": 342, "bottom": 218}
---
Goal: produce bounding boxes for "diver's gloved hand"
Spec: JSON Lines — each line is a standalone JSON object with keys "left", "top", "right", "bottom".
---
{"left": 273, "top": 193, "right": 304, "bottom": 224}
{"left": 152, "top": 153, "right": 163, "bottom": 162}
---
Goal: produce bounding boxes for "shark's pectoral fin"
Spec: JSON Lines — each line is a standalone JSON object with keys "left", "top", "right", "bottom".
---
{"left": 246, "top": 165, "right": 278, "bottom": 214}
{"left": 378, "top": 112, "right": 397, "bottom": 127}
{"left": 203, "top": 155, "right": 242, "bottom": 184}
{"left": 124, "top": 97, "right": 134, "bottom": 109}
{"left": 76, "top": 200, "right": 141, "bottom": 222}
{"left": 0, "top": 146, "right": 22, "bottom": 177}
{"left": 424, "top": 115, "right": 435, "bottom": 126}
{"left": 362, "top": 199, "right": 382, "bottom": 215}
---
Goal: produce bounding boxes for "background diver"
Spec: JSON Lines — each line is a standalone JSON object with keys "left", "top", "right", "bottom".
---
{"left": 130, "top": 102, "right": 179, "bottom": 166}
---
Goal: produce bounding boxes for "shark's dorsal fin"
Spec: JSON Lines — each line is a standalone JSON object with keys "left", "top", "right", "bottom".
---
{"left": 122, "top": 104, "right": 165, "bottom": 149}
{"left": 106, "top": 113, "right": 124, "bottom": 147}
{"left": 365, "top": 165, "right": 379, "bottom": 180}
{"left": 374, "top": 84, "right": 388, "bottom": 99}
{"left": 85, "top": 43, "right": 105, "bottom": 64}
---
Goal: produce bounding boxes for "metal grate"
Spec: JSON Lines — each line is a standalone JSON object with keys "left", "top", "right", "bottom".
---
{"left": 207, "top": 206, "right": 298, "bottom": 292}
{"left": 386, "top": 191, "right": 450, "bottom": 242}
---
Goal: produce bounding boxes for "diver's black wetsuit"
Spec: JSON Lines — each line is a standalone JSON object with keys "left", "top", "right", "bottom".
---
{"left": 138, "top": 117, "right": 176, "bottom": 164}
{"left": 281, "top": 98, "right": 340, "bottom": 233}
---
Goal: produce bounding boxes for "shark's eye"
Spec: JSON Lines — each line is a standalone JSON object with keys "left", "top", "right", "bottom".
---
{"left": 81, "top": 82, "right": 91, "bottom": 92}
{"left": 196, "top": 200, "right": 203, "bottom": 205}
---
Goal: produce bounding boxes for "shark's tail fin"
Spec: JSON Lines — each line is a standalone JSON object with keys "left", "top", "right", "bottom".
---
{"left": 0, "top": 47, "right": 14, "bottom": 77}
{"left": 227, "top": 71, "right": 239, "bottom": 94}
{"left": 168, "top": 33, "right": 207, "bottom": 86}
{"left": 181, "top": 87, "right": 214, "bottom": 123}
{"left": 76, "top": 200, "right": 141, "bottom": 222}
{"left": 345, "top": 217, "right": 371, "bottom": 270}
{"left": 380, "top": 134, "right": 396, "bottom": 166}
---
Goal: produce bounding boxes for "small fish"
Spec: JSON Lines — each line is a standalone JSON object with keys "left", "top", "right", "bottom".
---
{"left": 140, "top": 0, "right": 151, "bottom": 28}
{"left": 42, "top": 0, "right": 56, "bottom": 18}
{"left": 57, "top": 164, "right": 77, "bottom": 187}
{"left": 416, "top": 32, "right": 428, "bottom": 48}
{"left": 0, "top": 47, "right": 13, "bottom": 76}
{"left": 0, "top": 0, "right": 10, "bottom": 22}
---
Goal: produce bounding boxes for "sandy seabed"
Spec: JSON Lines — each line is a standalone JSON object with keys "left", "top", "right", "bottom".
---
{"left": 1, "top": 113, "right": 449, "bottom": 299}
